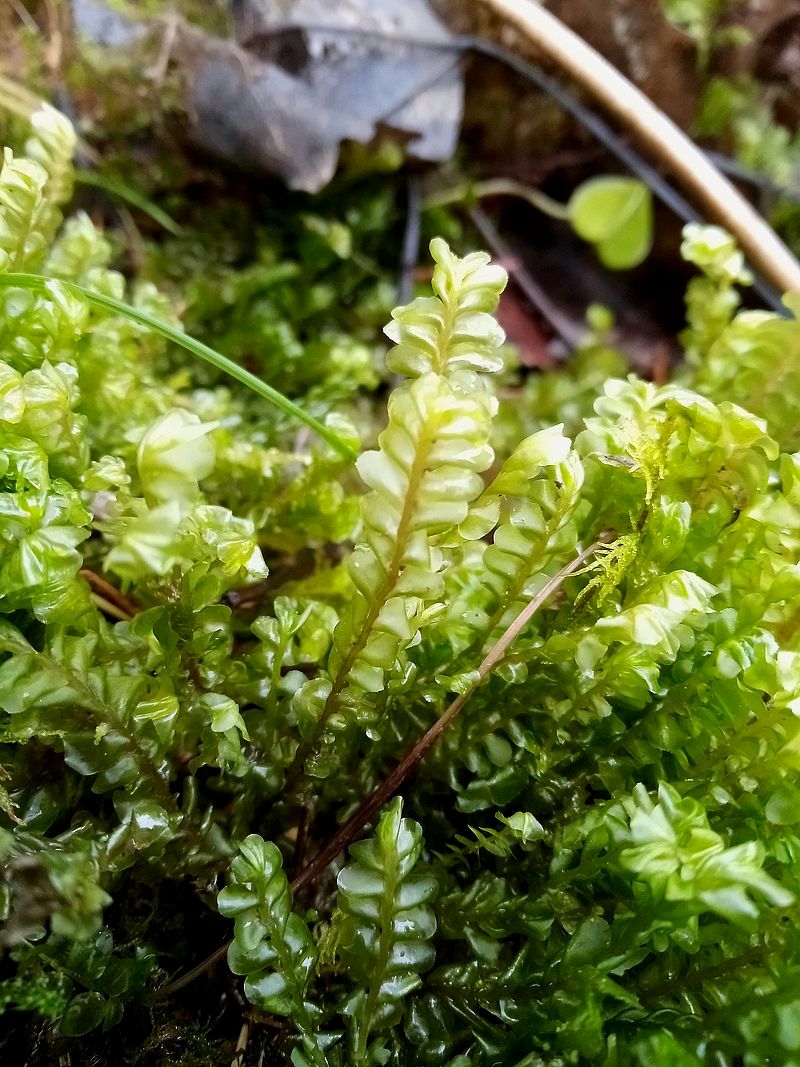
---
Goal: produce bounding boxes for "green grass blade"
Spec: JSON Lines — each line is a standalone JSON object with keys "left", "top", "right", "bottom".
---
{"left": 0, "top": 272, "right": 358, "bottom": 461}
{"left": 74, "top": 172, "right": 185, "bottom": 236}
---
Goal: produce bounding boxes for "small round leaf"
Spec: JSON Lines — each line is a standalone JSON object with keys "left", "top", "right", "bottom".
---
{"left": 568, "top": 177, "right": 653, "bottom": 269}
{"left": 59, "top": 991, "right": 108, "bottom": 1037}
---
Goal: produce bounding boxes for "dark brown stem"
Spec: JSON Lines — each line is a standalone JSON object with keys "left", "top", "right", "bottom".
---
{"left": 468, "top": 206, "right": 583, "bottom": 351}
{"left": 154, "top": 940, "right": 230, "bottom": 998}
{"left": 154, "top": 540, "right": 601, "bottom": 1000}
{"left": 290, "top": 540, "right": 600, "bottom": 893}
{"left": 80, "top": 569, "right": 139, "bottom": 619}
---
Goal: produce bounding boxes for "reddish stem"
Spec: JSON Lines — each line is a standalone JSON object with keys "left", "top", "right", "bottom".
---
{"left": 154, "top": 540, "right": 602, "bottom": 999}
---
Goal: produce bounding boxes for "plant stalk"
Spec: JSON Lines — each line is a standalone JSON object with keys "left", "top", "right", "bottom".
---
{"left": 155, "top": 539, "right": 602, "bottom": 998}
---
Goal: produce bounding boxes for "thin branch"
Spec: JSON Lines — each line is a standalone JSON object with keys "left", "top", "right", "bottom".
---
{"left": 230, "top": 1021, "right": 250, "bottom": 1067}
{"left": 80, "top": 569, "right": 139, "bottom": 619}
{"left": 154, "top": 538, "right": 603, "bottom": 999}
{"left": 468, "top": 204, "right": 584, "bottom": 350}
{"left": 146, "top": 12, "right": 180, "bottom": 88}
{"left": 154, "top": 939, "right": 229, "bottom": 999}
{"left": 291, "top": 539, "right": 602, "bottom": 893}
{"left": 9, "top": 0, "right": 38, "bottom": 33}
{"left": 90, "top": 593, "right": 134, "bottom": 623}
{"left": 427, "top": 176, "right": 570, "bottom": 220}
{"left": 42, "top": 0, "right": 65, "bottom": 80}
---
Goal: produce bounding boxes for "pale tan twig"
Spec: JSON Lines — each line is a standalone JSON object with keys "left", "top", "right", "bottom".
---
{"left": 230, "top": 1021, "right": 250, "bottom": 1067}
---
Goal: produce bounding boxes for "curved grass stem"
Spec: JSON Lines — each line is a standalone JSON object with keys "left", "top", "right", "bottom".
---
{"left": 0, "top": 272, "right": 358, "bottom": 461}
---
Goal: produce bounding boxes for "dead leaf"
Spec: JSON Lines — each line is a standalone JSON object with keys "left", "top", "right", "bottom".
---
{"left": 74, "top": 0, "right": 464, "bottom": 192}
{"left": 189, "top": 0, "right": 463, "bottom": 191}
